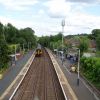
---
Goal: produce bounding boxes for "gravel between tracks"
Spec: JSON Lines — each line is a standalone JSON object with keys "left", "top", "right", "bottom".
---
{"left": 11, "top": 49, "right": 65, "bottom": 100}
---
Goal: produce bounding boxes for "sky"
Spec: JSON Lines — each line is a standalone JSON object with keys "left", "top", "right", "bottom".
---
{"left": 0, "top": 0, "right": 100, "bottom": 36}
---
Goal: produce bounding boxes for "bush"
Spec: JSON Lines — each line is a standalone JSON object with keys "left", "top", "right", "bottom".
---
{"left": 80, "top": 57, "right": 100, "bottom": 83}
{"left": 0, "top": 40, "right": 10, "bottom": 70}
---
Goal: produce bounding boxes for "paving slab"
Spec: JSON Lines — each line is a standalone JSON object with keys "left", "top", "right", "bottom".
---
{"left": 54, "top": 54, "right": 99, "bottom": 100}
{"left": 0, "top": 50, "right": 33, "bottom": 97}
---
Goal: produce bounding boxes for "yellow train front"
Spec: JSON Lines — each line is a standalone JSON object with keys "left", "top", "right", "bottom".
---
{"left": 35, "top": 48, "right": 42, "bottom": 57}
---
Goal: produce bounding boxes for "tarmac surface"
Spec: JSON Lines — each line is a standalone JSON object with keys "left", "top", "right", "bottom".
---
{"left": 55, "top": 54, "right": 99, "bottom": 100}
{"left": 0, "top": 50, "right": 33, "bottom": 96}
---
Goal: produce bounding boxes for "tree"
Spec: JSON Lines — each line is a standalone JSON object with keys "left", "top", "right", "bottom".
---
{"left": 0, "top": 36, "right": 9, "bottom": 69}
{"left": 38, "top": 33, "right": 62, "bottom": 48}
{"left": 79, "top": 37, "right": 89, "bottom": 56}
{"left": 0, "top": 22, "right": 3, "bottom": 35}
{"left": 0, "top": 22, "right": 9, "bottom": 69}
{"left": 81, "top": 57, "right": 100, "bottom": 82}
{"left": 0, "top": 21, "right": 37, "bottom": 71}
{"left": 96, "top": 34, "right": 100, "bottom": 50}
{"left": 38, "top": 36, "right": 50, "bottom": 47}
{"left": 19, "top": 27, "right": 36, "bottom": 48}
{"left": 90, "top": 29, "right": 100, "bottom": 50}
{"left": 92, "top": 29, "right": 100, "bottom": 38}
{"left": 89, "top": 29, "right": 100, "bottom": 39}
{"left": 5, "top": 23, "right": 19, "bottom": 43}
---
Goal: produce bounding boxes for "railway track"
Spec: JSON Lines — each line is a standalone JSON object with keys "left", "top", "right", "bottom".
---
{"left": 10, "top": 49, "right": 65, "bottom": 100}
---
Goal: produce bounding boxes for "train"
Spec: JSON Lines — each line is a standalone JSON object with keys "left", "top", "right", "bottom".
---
{"left": 35, "top": 44, "right": 42, "bottom": 57}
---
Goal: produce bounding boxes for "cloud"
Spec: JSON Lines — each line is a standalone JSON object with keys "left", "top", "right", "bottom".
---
{"left": 38, "top": 9, "right": 45, "bottom": 15}
{"left": 1, "top": 10, "right": 100, "bottom": 36}
{"left": 63, "top": 12, "right": 100, "bottom": 35}
{"left": 68, "top": 12, "right": 100, "bottom": 28}
{"left": 0, "top": 15, "right": 57, "bottom": 36}
{"left": 66, "top": 0, "right": 100, "bottom": 4}
{"left": 43, "top": 0, "right": 100, "bottom": 18}
{"left": 42, "top": 0, "right": 100, "bottom": 35}
{"left": 0, "top": 0, "right": 38, "bottom": 11}
{"left": 0, "top": 0, "right": 100, "bottom": 36}
{"left": 44, "top": 0, "right": 71, "bottom": 18}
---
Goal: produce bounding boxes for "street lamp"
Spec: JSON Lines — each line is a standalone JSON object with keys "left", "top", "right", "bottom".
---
{"left": 61, "top": 19, "right": 65, "bottom": 64}
{"left": 72, "top": 47, "right": 80, "bottom": 86}
{"left": 77, "top": 48, "right": 80, "bottom": 86}
{"left": 15, "top": 45, "right": 17, "bottom": 61}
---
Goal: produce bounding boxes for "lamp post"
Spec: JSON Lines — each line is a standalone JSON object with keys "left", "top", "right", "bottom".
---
{"left": 77, "top": 48, "right": 80, "bottom": 86}
{"left": 72, "top": 47, "right": 80, "bottom": 86}
{"left": 61, "top": 19, "right": 65, "bottom": 64}
{"left": 15, "top": 45, "right": 17, "bottom": 61}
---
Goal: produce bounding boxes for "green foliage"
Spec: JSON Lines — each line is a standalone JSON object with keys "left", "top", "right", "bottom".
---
{"left": 38, "top": 36, "right": 50, "bottom": 47}
{"left": 96, "top": 34, "right": 100, "bottom": 50}
{"left": 96, "top": 51, "right": 100, "bottom": 57}
{"left": 4, "top": 23, "right": 18, "bottom": 43}
{"left": 19, "top": 27, "right": 36, "bottom": 48}
{"left": 0, "top": 21, "right": 37, "bottom": 72}
{"left": 8, "top": 44, "right": 20, "bottom": 54}
{"left": 92, "top": 29, "right": 100, "bottom": 39}
{"left": 0, "top": 23, "right": 10, "bottom": 70}
{"left": 38, "top": 33, "right": 63, "bottom": 49}
{"left": 81, "top": 57, "right": 100, "bottom": 83}
{"left": 79, "top": 37, "right": 89, "bottom": 56}
{"left": 0, "top": 40, "right": 10, "bottom": 70}
{"left": 0, "top": 22, "right": 36, "bottom": 49}
{"left": 0, "top": 22, "right": 3, "bottom": 35}
{"left": 89, "top": 29, "right": 100, "bottom": 50}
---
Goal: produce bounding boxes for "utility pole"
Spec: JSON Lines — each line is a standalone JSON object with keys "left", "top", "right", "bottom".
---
{"left": 61, "top": 19, "right": 65, "bottom": 64}
{"left": 15, "top": 45, "right": 17, "bottom": 61}
{"left": 77, "top": 49, "right": 80, "bottom": 86}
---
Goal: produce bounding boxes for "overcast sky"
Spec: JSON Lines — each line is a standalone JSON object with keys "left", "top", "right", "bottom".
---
{"left": 0, "top": 0, "right": 100, "bottom": 36}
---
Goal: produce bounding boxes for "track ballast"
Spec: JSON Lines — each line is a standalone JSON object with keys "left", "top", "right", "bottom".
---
{"left": 11, "top": 49, "right": 65, "bottom": 100}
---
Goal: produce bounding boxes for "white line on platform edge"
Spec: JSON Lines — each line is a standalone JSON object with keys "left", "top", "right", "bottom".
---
{"left": 9, "top": 53, "right": 35, "bottom": 100}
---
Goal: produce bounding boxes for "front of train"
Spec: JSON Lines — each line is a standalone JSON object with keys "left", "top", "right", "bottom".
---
{"left": 35, "top": 44, "right": 42, "bottom": 57}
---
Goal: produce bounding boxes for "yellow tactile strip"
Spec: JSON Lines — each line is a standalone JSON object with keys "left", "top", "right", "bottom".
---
{"left": 47, "top": 49, "right": 78, "bottom": 100}
{"left": 0, "top": 51, "right": 35, "bottom": 100}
